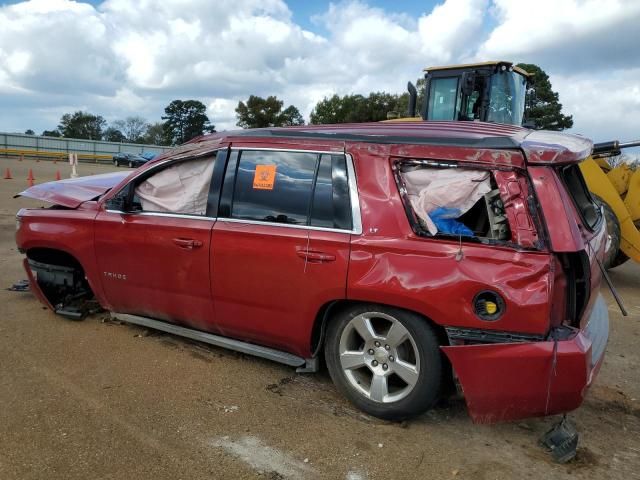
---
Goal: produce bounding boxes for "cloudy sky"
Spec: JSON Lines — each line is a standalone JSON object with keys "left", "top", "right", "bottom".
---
{"left": 1, "top": 0, "right": 639, "bottom": 144}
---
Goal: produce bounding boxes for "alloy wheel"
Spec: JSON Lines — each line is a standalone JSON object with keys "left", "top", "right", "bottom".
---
{"left": 338, "top": 312, "right": 420, "bottom": 403}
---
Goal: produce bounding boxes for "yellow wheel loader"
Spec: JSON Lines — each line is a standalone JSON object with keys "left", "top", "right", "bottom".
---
{"left": 396, "top": 61, "right": 639, "bottom": 268}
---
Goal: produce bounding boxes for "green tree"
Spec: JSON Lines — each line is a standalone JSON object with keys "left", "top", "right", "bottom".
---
{"left": 112, "top": 116, "right": 149, "bottom": 143}
{"left": 310, "top": 94, "right": 364, "bottom": 124}
{"left": 41, "top": 129, "right": 61, "bottom": 137}
{"left": 280, "top": 105, "right": 305, "bottom": 126}
{"left": 235, "top": 95, "right": 305, "bottom": 128}
{"left": 310, "top": 90, "right": 412, "bottom": 124}
{"left": 103, "top": 127, "right": 126, "bottom": 142}
{"left": 57, "top": 111, "right": 106, "bottom": 140}
{"left": 162, "top": 100, "right": 215, "bottom": 145}
{"left": 142, "top": 122, "right": 169, "bottom": 146}
{"left": 517, "top": 63, "right": 573, "bottom": 130}
{"left": 24, "top": 129, "right": 35, "bottom": 135}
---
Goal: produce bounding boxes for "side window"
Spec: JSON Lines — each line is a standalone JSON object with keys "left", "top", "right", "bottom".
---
{"left": 226, "top": 150, "right": 353, "bottom": 230}
{"left": 397, "top": 163, "right": 511, "bottom": 242}
{"left": 132, "top": 157, "right": 215, "bottom": 215}
{"left": 231, "top": 150, "right": 317, "bottom": 224}
{"left": 427, "top": 77, "right": 460, "bottom": 121}
{"left": 310, "top": 154, "right": 352, "bottom": 230}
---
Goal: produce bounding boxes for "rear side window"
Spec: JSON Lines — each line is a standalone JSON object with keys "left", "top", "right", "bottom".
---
{"left": 310, "top": 154, "right": 352, "bottom": 230}
{"left": 397, "top": 163, "right": 511, "bottom": 242}
{"left": 227, "top": 150, "right": 352, "bottom": 230}
{"left": 559, "top": 164, "right": 600, "bottom": 230}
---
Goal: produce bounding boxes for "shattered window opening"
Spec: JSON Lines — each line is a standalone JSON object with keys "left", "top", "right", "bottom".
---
{"left": 397, "top": 162, "right": 511, "bottom": 242}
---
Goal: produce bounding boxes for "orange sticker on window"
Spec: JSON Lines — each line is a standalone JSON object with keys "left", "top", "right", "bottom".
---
{"left": 253, "top": 165, "right": 277, "bottom": 190}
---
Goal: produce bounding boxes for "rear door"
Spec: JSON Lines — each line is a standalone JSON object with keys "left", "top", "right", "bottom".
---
{"left": 211, "top": 148, "right": 357, "bottom": 357}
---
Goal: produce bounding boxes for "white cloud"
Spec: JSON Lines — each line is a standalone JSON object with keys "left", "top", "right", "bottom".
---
{"left": 418, "top": 0, "right": 488, "bottom": 63}
{"left": 553, "top": 69, "right": 640, "bottom": 142}
{"left": 0, "top": 0, "right": 638, "bottom": 141}
{"left": 479, "top": 0, "right": 640, "bottom": 69}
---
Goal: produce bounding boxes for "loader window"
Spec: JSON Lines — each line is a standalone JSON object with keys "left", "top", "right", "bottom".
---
{"left": 427, "top": 77, "right": 461, "bottom": 121}
{"left": 487, "top": 71, "right": 527, "bottom": 126}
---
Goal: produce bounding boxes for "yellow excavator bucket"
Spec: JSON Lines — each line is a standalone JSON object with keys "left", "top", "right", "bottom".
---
{"left": 580, "top": 158, "right": 640, "bottom": 262}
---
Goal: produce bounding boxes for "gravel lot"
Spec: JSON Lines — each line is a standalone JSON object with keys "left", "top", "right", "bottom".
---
{"left": 1, "top": 157, "right": 639, "bottom": 479}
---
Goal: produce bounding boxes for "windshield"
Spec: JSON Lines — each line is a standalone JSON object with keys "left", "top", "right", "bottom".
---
{"left": 486, "top": 71, "right": 527, "bottom": 125}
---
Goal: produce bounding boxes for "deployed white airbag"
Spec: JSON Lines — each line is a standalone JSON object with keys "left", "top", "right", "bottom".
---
{"left": 136, "top": 158, "right": 214, "bottom": 215}
{"left": 402, "top": 168, "right": 491, "bottom": 234}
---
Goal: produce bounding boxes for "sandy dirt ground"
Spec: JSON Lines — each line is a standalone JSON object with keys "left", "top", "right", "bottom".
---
{"left": 1, "top": 157, "right": 639, "bottom": 480}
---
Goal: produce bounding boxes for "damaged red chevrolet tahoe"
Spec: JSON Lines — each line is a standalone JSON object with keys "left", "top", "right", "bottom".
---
{"left": 15, "top": 121, "right": 609, "bottom": 423}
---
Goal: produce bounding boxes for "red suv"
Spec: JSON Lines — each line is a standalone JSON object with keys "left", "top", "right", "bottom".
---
{"left": 16, "top": 121, "right": 609, "bottom": 423}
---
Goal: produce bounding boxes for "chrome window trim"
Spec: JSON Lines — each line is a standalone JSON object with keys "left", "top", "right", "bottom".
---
{"left": 344, "top": 153, "right": 362, "bottom": 235}
{"left": 216, "top": 217, "right": 354, "bottom": 234}
{"left": 230, "top": 146, "right": 343, "bottom": 155}
{"left": 105, "top": 210, "right": 217, "bottom": 222}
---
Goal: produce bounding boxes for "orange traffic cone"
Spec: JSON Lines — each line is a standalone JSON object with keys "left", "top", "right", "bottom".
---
{"left": 3, "top": 168, "right": 12, "bottom": 179}
{"left": 27, "top": 169, "right": 34, "bottom": 180}
{"left": 55, "top": 170, "right": 61, "bottom": 181}
{"left": 19, "top": 154, "right": 23, "bottom": 162}
{"left": 28, "top": 178, "right": 34, "bottom": 187}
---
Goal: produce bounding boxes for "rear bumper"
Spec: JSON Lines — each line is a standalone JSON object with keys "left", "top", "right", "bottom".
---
{"left": 442, "top": 294, "right": 609, "bottom": 423}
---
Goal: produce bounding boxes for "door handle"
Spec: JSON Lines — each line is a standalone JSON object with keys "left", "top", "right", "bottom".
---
{"left": 172, "top": 238, "right": 203, "bottom": 249}
{"left": 296, "top": 249, "right": 336, "bottom": 263}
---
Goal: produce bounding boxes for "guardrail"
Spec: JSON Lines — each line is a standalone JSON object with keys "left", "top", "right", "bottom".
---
{"left": 0, "top": 132, "right": 172, "bottom": 164}
{"left": 0, "top": 148, "right": 114, "bottom": 164}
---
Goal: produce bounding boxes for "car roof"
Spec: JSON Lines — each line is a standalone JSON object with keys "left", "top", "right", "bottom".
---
{"left": 155, "top": 121, "right": 593, "bottom": 166}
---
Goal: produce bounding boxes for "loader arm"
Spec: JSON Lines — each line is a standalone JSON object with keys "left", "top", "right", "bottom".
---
{"left": 580, "top": 157, "right": 640, "bottom": 262}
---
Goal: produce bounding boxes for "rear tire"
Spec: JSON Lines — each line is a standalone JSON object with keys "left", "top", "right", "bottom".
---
{"left": 324, "top": 304, "right": 442, "bottom": 421}
{"left": 593, "top": 195, "right": 624, "bottom": 269}
{"left": 128, "top": 161, "right": 134, "bottom": 168}
{"left": 113, "top": 160, "right": 119, "bottom": 167}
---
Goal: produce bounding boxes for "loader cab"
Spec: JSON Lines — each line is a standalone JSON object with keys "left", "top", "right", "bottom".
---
{"left": 420, "top": 61, "right": 530, "bottom": 126}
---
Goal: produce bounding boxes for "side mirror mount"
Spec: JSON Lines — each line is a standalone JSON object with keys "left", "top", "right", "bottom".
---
{"left": 105, "top": 194, "right": 127, "bottom": 212}
{"left": 407, "top": 81, "right": 417, "bottom": 118}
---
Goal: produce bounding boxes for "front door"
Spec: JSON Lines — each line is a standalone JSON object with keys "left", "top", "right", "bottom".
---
{"left": 95, "top": 155, "right": 218, "bottom": 331}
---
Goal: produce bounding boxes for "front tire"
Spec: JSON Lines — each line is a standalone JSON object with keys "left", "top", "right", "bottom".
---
{"left": 324, "top": 304, "right": 442, "bottom": 421}
{"left": 113, "top": 159, "right": 119, "bottom": 167}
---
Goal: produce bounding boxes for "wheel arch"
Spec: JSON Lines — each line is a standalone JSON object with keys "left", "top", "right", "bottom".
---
{"left": 25, "top": 247, "right": 99, "bottom": 304}
{"left": 26, "top": 246, "right": 86, "bottom": 272}
{"left": 310, "top": 299, "right": 450, "bottom": 357}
